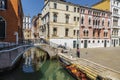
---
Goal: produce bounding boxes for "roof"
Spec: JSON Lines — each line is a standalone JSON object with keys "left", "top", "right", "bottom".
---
{"left": 92, "top": 0, "right": 106, "bottom": 7}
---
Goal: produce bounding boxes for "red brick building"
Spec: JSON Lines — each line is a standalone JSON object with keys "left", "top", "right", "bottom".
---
{"left": 0, "top": 0, "right": 23, "bottom": 43}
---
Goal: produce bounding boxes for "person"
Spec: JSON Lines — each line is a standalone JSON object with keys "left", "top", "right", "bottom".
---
{"left": 77, "top": 48, "right": 80, "bottom": 58}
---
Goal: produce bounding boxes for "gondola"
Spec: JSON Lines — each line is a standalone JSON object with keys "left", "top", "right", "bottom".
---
{"left": 59, "top": 57, "right": 91, "bottom": 80}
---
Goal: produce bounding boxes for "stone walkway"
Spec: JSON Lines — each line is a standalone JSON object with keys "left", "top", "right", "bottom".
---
{"left": 77, "top": 47, "right": 120, "bottom": 73}
{"left": 58, "top": 46, "right": 120, "bottom": 80}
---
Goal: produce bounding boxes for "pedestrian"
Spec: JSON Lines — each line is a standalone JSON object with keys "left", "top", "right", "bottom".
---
{"left": 77, "top": 48, "right": 80, "bottom": 58}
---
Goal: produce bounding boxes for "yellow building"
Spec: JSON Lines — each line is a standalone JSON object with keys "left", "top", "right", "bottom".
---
{"left": 92, "top": 0, "right": 110, "bottom": 11}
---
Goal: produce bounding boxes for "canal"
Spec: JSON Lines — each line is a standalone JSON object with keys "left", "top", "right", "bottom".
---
{"left": 0, "top": 48, "right": 75, "bottom": 80}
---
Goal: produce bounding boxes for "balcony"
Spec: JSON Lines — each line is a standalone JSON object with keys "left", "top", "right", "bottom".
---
{"left": 112, "top": 26, "right": 120, "bottom": 29}
{"left": 98, "top": 26, "right": 103, "bottom": 29}
{"left": 81, "top": 24, "right": 85, "bottom": 27}
{"left": 93, "top": 25, "right": 98, "bottom": 29}
{"left": 93, "top": 25, "right": 102, "bottom": 29}
{"left": 113, "top": 13, "right": 120, "bottom": 17}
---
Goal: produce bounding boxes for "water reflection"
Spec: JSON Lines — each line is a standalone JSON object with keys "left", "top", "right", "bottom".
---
{"left": 23, "top": 48, "right": 47, "bottom": 72}
{"left": 0, "top": 48, "right": 75, "bottom": 80}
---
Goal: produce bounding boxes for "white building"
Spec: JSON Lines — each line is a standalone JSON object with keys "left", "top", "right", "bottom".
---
{"left": 110, "top": 0, "right": 120, "bottom": 47}
{"left": 23, "top": 15, "right": 31, "bottom": 40}
{"left": 42, "top": 0, "right": 80, "bottom": 48}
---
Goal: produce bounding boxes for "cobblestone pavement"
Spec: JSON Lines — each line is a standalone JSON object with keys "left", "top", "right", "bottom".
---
{"left": 74, "top": 47, "right": 120, "bottom": 72}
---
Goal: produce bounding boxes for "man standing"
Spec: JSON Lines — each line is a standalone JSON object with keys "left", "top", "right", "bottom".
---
{"left": 77, "top": 48, "right": 80, "bottom": 58}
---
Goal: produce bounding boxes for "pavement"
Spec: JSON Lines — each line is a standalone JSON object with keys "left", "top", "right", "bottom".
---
{"left": 77, "top": 47, "right": 120, "bottom": 73}
{"left": 59, "top": 47, "right": 120, "bottom": 79}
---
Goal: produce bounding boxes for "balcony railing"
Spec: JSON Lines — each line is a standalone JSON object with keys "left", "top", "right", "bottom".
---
{"left": 93, "top": 25, "right": 102, "bottom": 29}
{"left": 113, "top": 13, "right": 120, "bottom": 17}
{"left": 112, "top": 26, "right": 120, "bottom": 28}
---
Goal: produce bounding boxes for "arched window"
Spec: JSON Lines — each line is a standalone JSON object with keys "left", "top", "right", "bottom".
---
{"left": 0, "top": 16, "right": 6, "bottom": 39}
{"left": 83, "top": 30, "right": 85, "bottom": 36}
{"left": 93, "top": 20, "right": 95, "bottom": 25}
{"left": 0, "top": 0, "right": 6, "bottom": 9}
{"left": 98, "top": 20, "right": 100, "bottom": 26}
{"left": 86, "top": 30, "right": 89, "bottom": 36}
{"left": 102, "top": 20, "right": 104, "bottom": 26}
{"left": 89, "top": 18, "right": 91, "bottom": 25}
{"left": 96, "top": 20, "right": 97, "bottom": 25}
{"left": 108, "top": 21, "right": 110, "bottom": 27}
{"left": 81, "top": 16, "right": 84, "bottom": 24}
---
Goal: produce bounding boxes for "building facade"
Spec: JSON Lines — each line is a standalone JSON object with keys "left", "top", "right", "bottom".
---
{"left": 42, "top": 0, "right": 111, "bottom": 48}
{"left": 0, "top": 0, "right": 23, "bottom": 44}
{"left": 92, "top": 0, "right": 120, "bottom": 47}
{"left": 23, "top": 15, "right": 31, "bottom": 40}
{"left": 80, "top": 6, "right": 111, "bottom": 48}
{"left": 42, "top": 0, "right": 80, "bottom": 48}
{"left": 31, "top": 14, "right": 42, "bottom": 39}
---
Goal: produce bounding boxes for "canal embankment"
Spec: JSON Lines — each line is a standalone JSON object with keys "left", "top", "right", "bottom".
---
{"left": 58, "top": 52, "right": 120, "bottom": 80}
{"left": 0, "top": 45, "right": 32, "bottom": 72}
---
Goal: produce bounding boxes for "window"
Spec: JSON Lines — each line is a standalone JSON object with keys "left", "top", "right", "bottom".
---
{"left": 98, "top": 30, "right": 100, "bottom": 37}
{"left": 77, "top": 8, "right": 79, "bottom": 13}
{"left": 108, "top": 21, "right": 110, "bottom": 27}
{"left": 66, "top": 5, "right": 69, "bottom": 11}
{"left": 93, "top": 20, "right": 95, "bottom": 25}
{"left": 0, "top": 17, "right": 5, "bottom": 39}
{"left": 93, "top": 30, "right": 95, "bottom": 37}
{"left": 104, "top": 32, "right": 108, "bottom": 37}
{"left": 88, "top": 40, "right": 90, "bottom": 43}
{"left": 65, "top": 28, "right": 69, "bottom": 37}
{"left": 83, "top": 30, "right": 89, "bottom": 37}
{"left": 88, "top": 10, "right": 92, "bottom": 15}
{"left": 98, "top": 40, "right": 100, "bottom": 43}
{"left": 53, "top": 13, "right": 57, "bottom": 22}
{"left": 73, "top": 41, "right": 76, "bottom": 48}
{"left": 74, "top": 17, "right": 76, "bottom": 21}
{"left": 0, "top": 0, "right": 6, "bottom": 9}
{"left": 81, "top": 16, "right": 84, "bottom": 24}
{"left": 98, "top": 20, "right": 100, "bottom": 26}
{"left": 53, "top": 27, "right": 57, "bottom": 36}
{"left": 77, "top": 30, "right": 79, "bottom": 36}
{"left": 96, "top": 20, "right": 97, "bottom": 25}
{"left": 113, "top": 8, "right": 118, "bottom": 14}
{"left": 77, "top": 17, "right": 79, "bottom": 21}
{"left": 81, "top": 9, "right": 85, "bottom": 14}
{"left": 73, "top": 30, "right": 76, "bottom": 35}
{"left": 102, "top": 20, "right": 104, "bottom": 26}
{"left": 89, "top": 18, "right": 91, "bottom": 25}
{"left": 74, "top": 7, "right": 76, "bottom": 12}
{"left": 66, "top": 15, "right": 69, "bottom": 23}
{"left": 54, "top": 3, "right": 57, "bottom": 9}
{"left": 113, "top": 19, "right": 118, "bottom": 26}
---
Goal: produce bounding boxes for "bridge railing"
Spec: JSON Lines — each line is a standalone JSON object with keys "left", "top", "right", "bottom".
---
{"left": 0, "top": 45, "right": 31, "bottom": 70}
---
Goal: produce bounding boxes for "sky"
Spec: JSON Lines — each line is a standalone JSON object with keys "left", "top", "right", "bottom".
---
{"left": 21, "top": 0, "right": 101, "bottom": 18}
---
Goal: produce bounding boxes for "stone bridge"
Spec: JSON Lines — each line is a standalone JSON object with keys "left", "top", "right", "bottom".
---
{"left": 0, "top": 41, "right": 59, "bottom": 72}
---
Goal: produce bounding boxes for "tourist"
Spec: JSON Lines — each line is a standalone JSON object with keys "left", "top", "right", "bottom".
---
{"left": 77, "top": 48, "right": 80, "bottom": 58}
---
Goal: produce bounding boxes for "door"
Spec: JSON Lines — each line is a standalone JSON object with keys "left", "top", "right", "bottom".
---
{"left": 104, "top": 40, "right": 107, "bottom": 47}
{"left": 114, "top": 39, "right": 115, "bottom": 47}
{"left": 119, "top": 38, "right": 120, "bottom": 46}
{"left": 84, "top": 40, "right": 87, "bottom": 48}
{"left": 73, "top": 41, "right": 76, "bottom": 48}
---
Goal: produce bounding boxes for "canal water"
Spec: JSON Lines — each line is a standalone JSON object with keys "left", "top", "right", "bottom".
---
{"left": 0, "top": 48, "right": 75, "bottom": 80}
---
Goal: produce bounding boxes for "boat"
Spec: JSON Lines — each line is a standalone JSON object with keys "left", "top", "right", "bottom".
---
{"left": 59, "top": 57, "right": 91, "bottom": 80}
